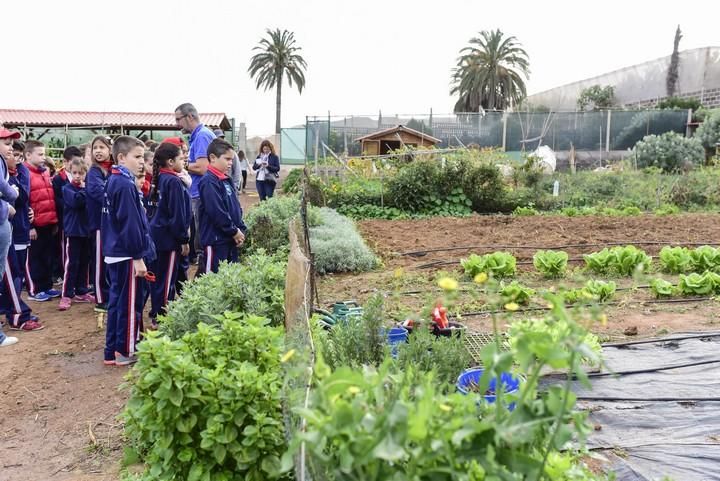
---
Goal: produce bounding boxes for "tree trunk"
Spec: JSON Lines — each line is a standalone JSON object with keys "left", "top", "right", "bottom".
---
{"left": 275, "top": 72, "right": 283, "bottom": 134}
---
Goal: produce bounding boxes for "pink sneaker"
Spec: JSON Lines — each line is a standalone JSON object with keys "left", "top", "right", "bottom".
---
{"left": 11, "top": 320, "right": 44, "bottom": 331}
{"left": 58, "top": 297, "right": 72, "bottom": 311}
{"left": 73, "top": 293, "right": 96, "bottom": 303}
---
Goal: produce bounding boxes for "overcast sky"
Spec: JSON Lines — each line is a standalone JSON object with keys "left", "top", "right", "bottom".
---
{"left": 3, "top": 0, "right": 717, "bottom": 136}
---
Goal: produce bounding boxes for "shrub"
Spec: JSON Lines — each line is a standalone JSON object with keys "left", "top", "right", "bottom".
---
{"left": 657, "top": 97, "right": 702, "bottom": 111}
{"left": 633, "top": 132, "right": 705, "bottom": 172}
{"left": 160, "top": 250, "right": 286, "bottom": 340}
{"left": 336, "top": 204, "right": 409, "bottom": 220}
{"left": 309, "top": 208, "right": 379, "bottom": 274}
{"left": 325, "top": 178, "right": 385, "bottom": 208}
{"left": 696, "top": 109, "right": 720, "bottom": 151}
{"left": 281, "top": 168, "right": 303, "bottom": 193}
{"left": 243, "top": 195, "right": 320, "bottom": 254}
{"left": 124, "top": 315, "right": 286, "bottom": 481}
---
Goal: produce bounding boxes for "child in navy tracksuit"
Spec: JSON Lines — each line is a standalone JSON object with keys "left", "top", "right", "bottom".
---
{"left": 148, "top": 143, "right": 190, "bottom": 326}
{"left": 58, "top": 158, "right": 95, "bottom": 311}
{"left": 102, "top": 136, "right": 154, "bottom": 366}
{"left": 86, "top": 136, "right": 113, "bottom": 311}
{"left": 198, "top": 138, "right": 247, "bottom": 274}
{"left": 0, "top": 149, "right": 42, "bottom": 331}
{"left": 52, "top": 147, "right": 81, "bottom": 283}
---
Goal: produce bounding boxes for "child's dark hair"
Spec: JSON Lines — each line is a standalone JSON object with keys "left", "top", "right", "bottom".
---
{"left": 149, "top": 143, "right": 181, "bottom": 207}
{"left": 23, "top": 139, "right": 44, "bottom": 156}
{"left": 63, "top": 146, "right": 82, "bottom": 161}
{"left": 12, "top": 140, "right": 24, "bottom": 152}
{"left": 207, "top": 138, "right": 234, "bottom": 161}
{"left": 90, "top": 135, "right": 113, "bottom": 166}
{"left": 111, "top": 135, "right": 144, "bottom": 160}
{"left": 69, "top": 157, "right": 88, "bottom": 173}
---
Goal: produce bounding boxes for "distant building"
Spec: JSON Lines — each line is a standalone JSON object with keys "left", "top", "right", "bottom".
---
{"left": 526, "top": 47, "right": 720, "bottom": 110}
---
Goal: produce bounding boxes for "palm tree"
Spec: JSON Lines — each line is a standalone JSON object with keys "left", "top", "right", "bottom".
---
{"left": 249, "top": 29, "right": 307, "bottom": 134}
{"left": 450, "top": 29, "right": 530, "bottom": 112}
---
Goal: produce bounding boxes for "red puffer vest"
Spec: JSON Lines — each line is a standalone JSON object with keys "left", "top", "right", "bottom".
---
{"left": 26, "top": 163, "right": 58, "bottom": 227}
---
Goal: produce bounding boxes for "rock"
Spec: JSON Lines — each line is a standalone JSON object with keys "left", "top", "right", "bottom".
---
{"left": 623, "top": 326, "right": 638, "bottom": 336}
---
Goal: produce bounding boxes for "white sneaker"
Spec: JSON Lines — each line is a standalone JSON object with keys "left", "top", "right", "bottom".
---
{"left": 0, "top": 336, "right": 19, "bottom": 347}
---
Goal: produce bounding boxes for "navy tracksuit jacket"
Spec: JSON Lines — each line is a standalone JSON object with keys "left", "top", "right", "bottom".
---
{"left": 8, "top": 164, "right": 31, "bottom": 289}
{"left": 62, "top": 182, "right": 90, "bottom": 298}
{"left": 197, "top": 165, "right": 247, "bottom": 274}
{"left": 148, "top": 169, "right": 191, "bottom": 318}
{"left": 102, "top": 165, "right": 154, "bottom": 360}
{"left": 86, "top": 164, "right": 109, "bottom": 304}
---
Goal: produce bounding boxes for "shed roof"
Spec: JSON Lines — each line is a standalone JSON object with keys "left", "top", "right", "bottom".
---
{"left": 0, "top": 109, "right": 231, "bottom": 130}
{"left": 354, "top": 124, "right": 441, "bottom": 144}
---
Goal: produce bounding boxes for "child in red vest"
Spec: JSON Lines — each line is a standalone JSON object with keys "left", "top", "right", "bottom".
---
{"left": 24, "top": 140, "right": 60, "bottom": 302}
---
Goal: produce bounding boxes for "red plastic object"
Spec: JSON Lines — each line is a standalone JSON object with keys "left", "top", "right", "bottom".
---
{"left": 431, "top": 302, "right": 449, "bottom": 329}
{"left": 145, "top": 271, "right": 156, "bottom": 283}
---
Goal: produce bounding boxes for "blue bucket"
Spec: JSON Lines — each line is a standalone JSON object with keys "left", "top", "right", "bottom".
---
{"left": 384, "top": 326, "right": 408, "bottom": 358}
{"left": 456, "top": 368, "right": 521, "bottom": 408}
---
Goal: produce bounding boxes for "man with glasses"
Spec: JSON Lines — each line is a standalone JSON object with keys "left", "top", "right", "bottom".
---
{"left": 174, "top": 103, "right": 216, "bottom": 275}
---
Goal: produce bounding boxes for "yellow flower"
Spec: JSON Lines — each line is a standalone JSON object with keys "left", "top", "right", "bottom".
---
{"left": 280, "top": 349, "right": 296, "bottom": 363}
{"left": 504, "top": 302, "right": 520, "bottom": 311}
{"left": 439, "top": 404, "right": 452, "bottom": 412}
{"left": 473, "top": 272, "right": 488, "bottom": 284}
{"left": 599, "top": 314, "right": 608, "bottom": 326}
{"left": 347, "top": 386, "right": 361, "bottom": 395}
{"left": 437, "top": 277, "right": 459, "bottom": 291}
{"left": 546, "top": 302, "right": 555, "bottom": 309}
{"left": 393, "top": 267, "right": 404, "bottom": 279}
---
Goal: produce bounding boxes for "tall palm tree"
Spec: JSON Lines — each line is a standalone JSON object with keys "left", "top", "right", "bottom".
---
{"left": 249, "top": 29, "right": 307, "bottom": 134}
{"left": 450, "top": 29, "right": 530, "bottom": 112}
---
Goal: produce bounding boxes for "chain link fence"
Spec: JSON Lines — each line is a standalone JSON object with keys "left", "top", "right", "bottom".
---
{"left": 296, "top": 109, "right": 690, "bottom": 162}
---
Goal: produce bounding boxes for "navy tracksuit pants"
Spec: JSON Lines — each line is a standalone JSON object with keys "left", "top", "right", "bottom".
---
{"left": 91, "top": 229, "right": 110, "bottom": 304}
{"left": 150, "top": 250, "right": 180, "bottom": 319}
{"left": 27, "top": 225, "right": 56, "bottom": 295}
{"left": 104, "top": 260, "right": 146, "bottom": 360}
{"left": 0, "top": 244, "right": 33, "bottom": 327}
{"left": 62, "top": 236, "right": 90, "bottom": 298}
{"left": 203, "top": 243, "right": 238, "bottom": 274}
{"left": 16, "top": 247, "right": 28, "bottom": 291}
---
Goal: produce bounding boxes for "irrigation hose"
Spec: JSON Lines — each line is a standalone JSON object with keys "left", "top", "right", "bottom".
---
{"left": 402, "top": 241, "right": 720, "bottom": 257}
{"left": 602, "top": 332, "right": 720, "bottom": 348}
{"left": 454, "top": 296, "right": 715, "bottom": 318}
{"left": 576, "top": 396, "right": 720, "bottom": 402}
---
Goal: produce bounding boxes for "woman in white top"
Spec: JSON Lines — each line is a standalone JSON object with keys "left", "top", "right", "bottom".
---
{"left": 252, "top": 140, "right": 280, "bottom": 201}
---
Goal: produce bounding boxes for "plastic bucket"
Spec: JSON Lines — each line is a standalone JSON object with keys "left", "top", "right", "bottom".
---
{"left": 384, "top": 326, "right": 409, "bottom": 358}
{"left": 456, "top": 368, "right": 521, "bottom": 408}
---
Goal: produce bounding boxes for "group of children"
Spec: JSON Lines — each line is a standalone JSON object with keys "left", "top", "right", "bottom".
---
{"left": 0, "top": 132, "right": 248, "bottom": 366}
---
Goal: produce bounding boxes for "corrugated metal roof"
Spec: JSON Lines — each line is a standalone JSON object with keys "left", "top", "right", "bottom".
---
{"left": 0, "top": 109, "right": 231, "bottom": 129}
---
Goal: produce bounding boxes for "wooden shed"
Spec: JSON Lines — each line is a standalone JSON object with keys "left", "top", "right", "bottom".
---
{"left": 355, "top": 125, "right": 441, "bottom": 156}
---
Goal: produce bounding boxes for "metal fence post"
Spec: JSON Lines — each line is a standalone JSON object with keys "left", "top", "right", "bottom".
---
{"left": 606, "top": 110, "right": 612, "bottom": 152}
{"left": 501, "top": 111, "right": 508, "bottom": 151}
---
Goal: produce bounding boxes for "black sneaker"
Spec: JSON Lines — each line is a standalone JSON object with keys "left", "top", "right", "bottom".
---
{"left": 94, "top": 303, "right": 108, "bottom": 313}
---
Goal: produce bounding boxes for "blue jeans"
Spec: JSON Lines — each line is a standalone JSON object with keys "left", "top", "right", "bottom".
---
{"left": 0, "top": 220, "right": 12, "bottom": 344}
{"left": 256, "top": 180, "right": 276, "bottom": 201}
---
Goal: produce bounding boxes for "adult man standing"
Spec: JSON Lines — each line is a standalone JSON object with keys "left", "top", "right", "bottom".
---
{"left": 175, "top": 103, "right": 216, "bottom": 274}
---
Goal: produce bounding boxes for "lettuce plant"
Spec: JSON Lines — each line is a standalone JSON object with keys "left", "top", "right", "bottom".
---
{"left": 533, "top": 250, "right": 569, "bottom": 278}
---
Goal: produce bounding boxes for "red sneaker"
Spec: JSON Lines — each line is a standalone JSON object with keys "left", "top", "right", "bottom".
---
{"left": 73, "top": 293, "right": 96, "bottom": 303}
{"left": 58, "top": 297, "right": 72, "bottom": 311}
{"left": 11, "top": 320, "right": 44, "bottom": 331}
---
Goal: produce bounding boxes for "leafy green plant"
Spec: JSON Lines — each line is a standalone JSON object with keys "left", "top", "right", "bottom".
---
{"left": 394, "top": 325, "right": 471, "bottom": 391}
{"left": 124, "top": 314, "right": 287, "bottom": 481}
{"left": 461, "top": 251, "right": 517, "bottom": 279}
{"left": 650, "top": 278, "right": 675, "bottom": 298}
{"left": 584, "top": 246, "right": 650, "bottom": 276}
{"left": 160, "top": 250, "right": 286, "bottom": 339}
{"left": 582, "top": 280, "right": 617, "bottom": 302}
{"left": 316, "top": 294, "right": 386, "bottom": 370}
{"left": 696, "top": 109, "right": 720, "bottom": 151}
{"left": 286, "top": 294, "right": 607, "bottom": 480}
{"left": 507, "top": 316, "right": 601, "bottom": 365}
{"left": 659, "top": 246, "right": 693, "bottom": 274}
{"left": 500, "top": 280, "right": 535, "bottom": 305}
{"left": 677, "top": 271, "right": 720, "bottom": 295}
{"left": 654, "top": 203, "right": 680, "bottom": 215}
{"left": 512, "top": 205, "right": 539, "bottom": 216}
{"left": 633, "top": 132, "right": 705, "bottom": 172}
{"left": 533, "top": 250, "right": 569, "bottom": 278}
{"left": 281, "top": 168, "right": 303, "bottom": 193}
{"left": 336, "top": 204, "right": 409, "bottom": 220}
{"left": 310, "top": 208, "right": 379, "bottom": 274}
{"left": 243, "top": 195, "right": 321, "bottom": 254}
{"left": 690, "top": 245, "right": 720, "bottom": 273}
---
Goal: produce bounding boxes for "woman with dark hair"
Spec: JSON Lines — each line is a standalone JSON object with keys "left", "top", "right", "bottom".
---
{"left": 252, "top": 140, "right": 280, "bottom": 201}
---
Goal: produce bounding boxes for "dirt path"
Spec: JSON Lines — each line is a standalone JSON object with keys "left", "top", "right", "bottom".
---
{"left": 0, "top": 183, "right": 280, "bottom": 481}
